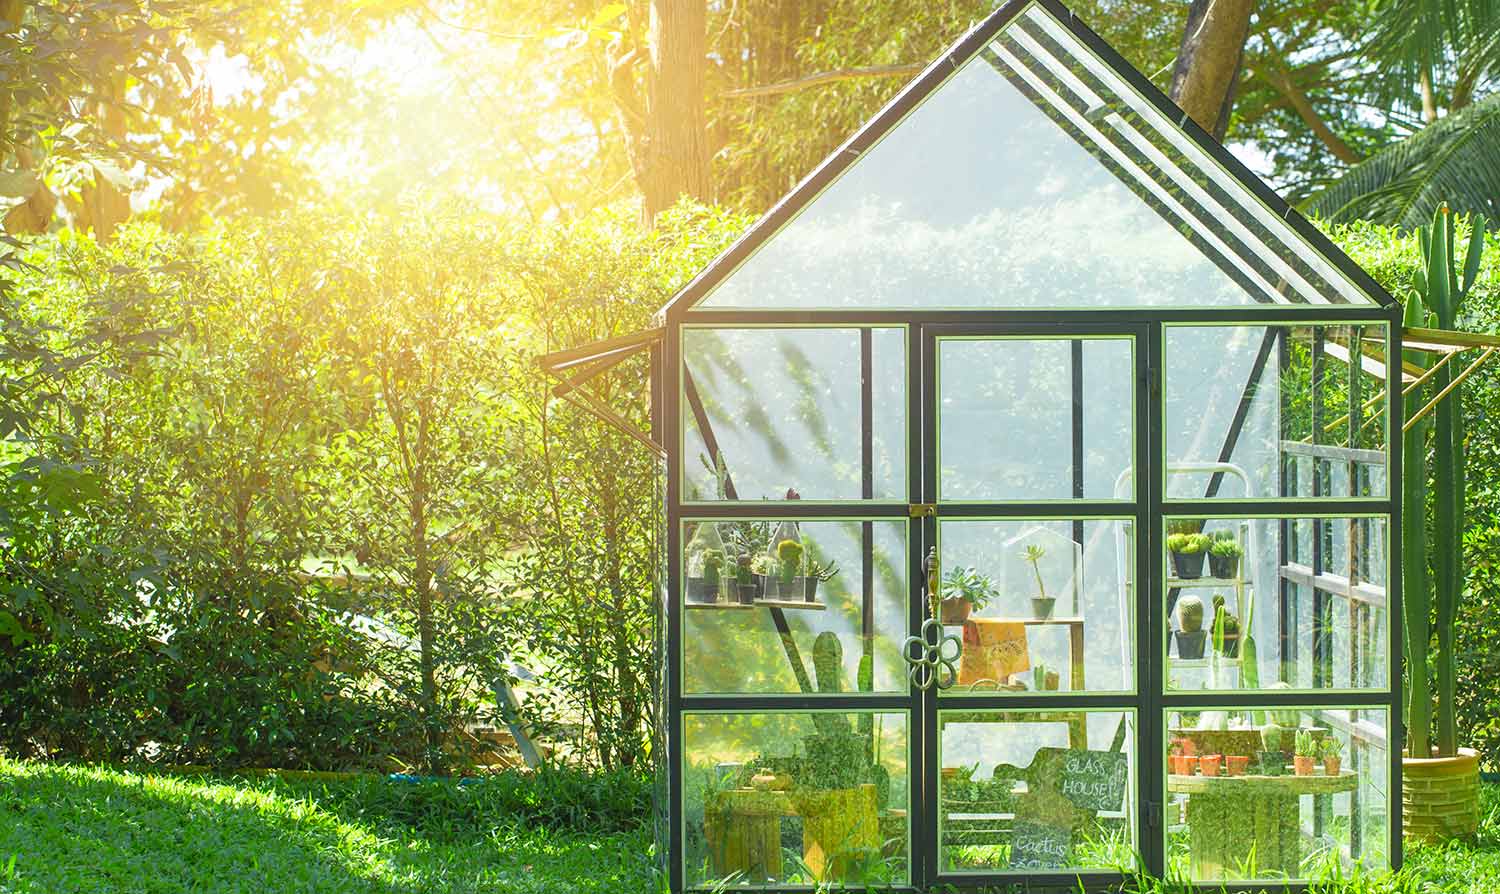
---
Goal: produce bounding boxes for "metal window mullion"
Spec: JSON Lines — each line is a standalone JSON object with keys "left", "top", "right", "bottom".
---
{"left": 1143, "top": 321, "right": 1166, "bottom": 878}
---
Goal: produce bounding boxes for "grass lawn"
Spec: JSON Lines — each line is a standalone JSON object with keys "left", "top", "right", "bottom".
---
{"left": 2, "top": 758, "right": 1499, "bottom": 892}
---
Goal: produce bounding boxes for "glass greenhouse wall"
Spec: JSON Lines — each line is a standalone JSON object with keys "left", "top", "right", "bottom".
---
{"left": 650, "top": 1, "right": 1402, "bottom": 890}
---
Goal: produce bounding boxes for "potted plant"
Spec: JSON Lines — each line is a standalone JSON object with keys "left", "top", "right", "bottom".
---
{"left": 1258, "top": 724, "right": 1285, "bottom": 776}
{"left": 1293, "top": 730, "right": 1316, "bottom": 776}
{"left": 735, "top": 555, "right": 757, "bottom": 605}
{"left": 804, "top": 558, "right": 840, "bottom": 603}
{"left": 750, "top": 554, "right": 775, "bottom": 598}
{"left": 1402, "top": 210, "right": 1485, "bottom": 842}
{"left": 1226, "top": 754, "right": 1250, "bottom": 777}
{"left": 685, "top": 523, "right": 727, "bottom": 603}
{"left": 1198, "top": 753, "right": 1223, "bottom": 777}
{"left": 1168, "top": 743, "right": 1193, "bottom": 776}
{"left": 1167, "top": 532, "right": 1211, "bottom": 579}
{"left": 1023, "top": 543, "right": 1055, "bottom": 619}
{"left": 1208, "top": 532, "right": 1243, "bottom": 579}
{"left": 1173, "top": 595, "right": 1207, "bottom": 659}
{"left": 1031, "top": 662, "right": 1059, "bottom": 692}
{"left": 938, "top": 565, "right": 996, "bottom": 624}
{"left": 703, "top": 549, "right": 732, "bottom": 603}
{"left": 768, "top": 538, "right": 804, "bottom": 600}
{"left": 1321, "top": 737, "right": 1344, "bottom": 776}
{"left": 1211, "top": 594, "right": 1240, "bottom": 658}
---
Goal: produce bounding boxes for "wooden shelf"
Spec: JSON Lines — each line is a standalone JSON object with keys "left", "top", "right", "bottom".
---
{"left": 1167, "top": 577, "right": 1245, "bottom": 587}
{"left": 685, "top": 599, "right": 827, "bottom": 611}
{"left": 1167, "top": 770, "right": 1358, "bottom": 795}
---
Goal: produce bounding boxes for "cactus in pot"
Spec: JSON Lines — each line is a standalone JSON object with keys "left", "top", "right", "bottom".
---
{"left": 1174, "top": 594, "right": 1207, "bottom": 659}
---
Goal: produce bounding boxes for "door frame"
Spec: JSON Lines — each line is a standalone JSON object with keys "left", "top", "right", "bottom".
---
{"left": 911, "top": 321, "right": 1157, "bottom": 889}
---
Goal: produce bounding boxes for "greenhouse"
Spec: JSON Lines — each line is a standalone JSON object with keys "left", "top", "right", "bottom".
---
{"left": 543, "top": 0, "right": 1421, "bottom": 889}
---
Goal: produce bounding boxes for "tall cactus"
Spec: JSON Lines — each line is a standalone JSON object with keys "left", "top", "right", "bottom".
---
{"left": 1406, "top": 207, "right": 1488, "bottom": 758}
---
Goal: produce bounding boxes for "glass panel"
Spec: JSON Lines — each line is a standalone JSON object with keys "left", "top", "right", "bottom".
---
{"left": 693, "top": 7, "right": 1378, "bottom": 310}
{"left": 682, "top": 327, "right": 904, "bottom": 502}
{"left": 684, "top": 711, "right": 909, "bottom": 889}
{"left": 938, "top": 337, "right": 1133, "bottom": 502}
{"left": 1164, "top": 516, "right": 1389, "bottom": 693}
{"left": 938, "top": 519, "right": 1135, "bottom": 693}
{"left": 1163, "top": 324, "right": 1390, "bottom": 501}
{"left": 1164, "top": 706, "right": 1390, "bottom": 883}
{"left": 938, "top": 710, "right": 1136, "bottom": 873}
{"left": 684, "top": 519, "right": 909, "bottom": 694}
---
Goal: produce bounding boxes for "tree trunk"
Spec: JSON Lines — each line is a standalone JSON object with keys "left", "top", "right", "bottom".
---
{"left": 1263, "top": 68, "right": 1360, "bottom": 164}
{"left": 1168, "top": 0, "right": 1256, "bottom": 140}
{"left": 616, "top": 0, "right": 710, "bottom": 225}
{"left": 410, "top": 451, "right": 444, "bottom": 775}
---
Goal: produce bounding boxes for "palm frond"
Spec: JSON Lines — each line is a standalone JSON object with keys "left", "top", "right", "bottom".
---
{"left": 1304, "top": 91, "right": 1500, "bottom": 231}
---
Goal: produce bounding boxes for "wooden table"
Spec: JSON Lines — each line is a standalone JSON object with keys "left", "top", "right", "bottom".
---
{"left": 1167, "top": 771, "right": 1357, "bottom": 879}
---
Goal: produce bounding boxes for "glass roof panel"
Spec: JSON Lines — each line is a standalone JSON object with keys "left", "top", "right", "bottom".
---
{"left": 693, "top": 3, "right": 1379, "bottom": 310}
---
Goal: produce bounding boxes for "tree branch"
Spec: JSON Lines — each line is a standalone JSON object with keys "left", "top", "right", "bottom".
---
{"left": 722, "top": 62, "right": 925, "bottom": 99}
{"left": 1259, "top": 66, "right": 1361, "bottom": 164}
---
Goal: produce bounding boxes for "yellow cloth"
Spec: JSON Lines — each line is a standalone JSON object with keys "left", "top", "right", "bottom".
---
{"left": 958, "top": 619, "right": 1030, "bottom": 688}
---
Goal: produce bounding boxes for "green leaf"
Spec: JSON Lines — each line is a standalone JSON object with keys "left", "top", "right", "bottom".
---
{"left": 0, "top": 169, "right": 38, "bottom": 198}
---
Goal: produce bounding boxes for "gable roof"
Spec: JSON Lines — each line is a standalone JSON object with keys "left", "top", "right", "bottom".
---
{"left": 657, "top": 0, "right": 1397, "bottom": 319}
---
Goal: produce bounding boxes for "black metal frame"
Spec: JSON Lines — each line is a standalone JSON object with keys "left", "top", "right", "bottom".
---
{"left": 653, "top": 0, "right": 1405, "bottom": 889}
{"left": 663, "top": 310, "right": 1402, "bottom": 893}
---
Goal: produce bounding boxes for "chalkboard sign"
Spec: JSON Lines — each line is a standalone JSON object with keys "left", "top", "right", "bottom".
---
{"left": 1007, "top": 819, "right": 1071, "bottom": 870}
{"left": 1038, "top": 747, "right": 1129, "bottom": 813}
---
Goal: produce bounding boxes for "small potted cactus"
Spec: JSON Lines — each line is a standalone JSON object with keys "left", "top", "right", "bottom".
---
{"left": 1293, "top": 730, "right": 1317, "bottom": 776}
{"left": 1321, "top": 737, "right": 1344, "bottom": 776}
{"left": 1174, "top": 595, "right": 1208, "bottom": 659}
{"left": 1167, "top": 532, "right": 1212, "bottom": 579}
{"left": 1211, "top": 594, "right": 1241, "bottom": 658}
{"left": 1031, "top": 662, "right": 1059, "bottom": 692}
{"left": 735, "top": 555, "right": 757, "bottom": 605}
{"left": 1258, "top": 724, "right": 1285, "bottom": 776}
{"left": 1208, "top": 532, "right": 1243, "bottom": 579}
{"left": 803, "top": 558, "right": 839, "bottom": 603}
{"left": 765, "top": 538, "right": 804, "bottom": 600}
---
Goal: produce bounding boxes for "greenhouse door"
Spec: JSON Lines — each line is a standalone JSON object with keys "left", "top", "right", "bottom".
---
{"left": 913, "top": 323, "right": 1154, "bottom": 888}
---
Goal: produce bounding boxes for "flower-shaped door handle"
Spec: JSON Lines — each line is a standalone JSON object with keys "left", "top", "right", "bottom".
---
{"left": 904, "top": 616, "right": 961, "bottom": 691}
{"left": 904, "top": 545, "right": 961, "bottom": 691}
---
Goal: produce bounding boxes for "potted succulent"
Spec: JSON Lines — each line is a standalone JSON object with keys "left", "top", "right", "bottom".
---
{"left": 1226, "top": 754, "right": 1250, "bottom": 777}
{"left": 1198, "top": 753, "right": 1223, "bottom": 778}
{"left": 705, "top": 549, "right": 733, "bottom": 603}
{"left": 1258, "top": 724, "right": 1285, "bottom": 776}
{"left": 1023, "top": 543, "right": 1055, "bottom": 619}
{"left": 1321, "top": 737, "right": 1344, "bottom": 776}
{"left": 1293, "top": 730, "right": 1317, "bottom": 776}
{"left": 1167, "top": 532, "right": 1212, "bottom": 579}
{"left": 1174, "top": 594, "right": 1207, "bottom": 659}
{"left": 735, "top": 555, "right": 757, "bottom": 605}
{"left": 1211, "top": 594, "right": 1241, "bottom": 658}
{"left": 939, "top": 565, "right": 997, "bottom": 624}
{"left": 685, "top": 523, "right": 728, "bottom": 603}
{"left": 1208, "top": 532, "right": 1243, "bottom": 580}
{"left": 803, "top": 558, "right": 840, "bottom": 603}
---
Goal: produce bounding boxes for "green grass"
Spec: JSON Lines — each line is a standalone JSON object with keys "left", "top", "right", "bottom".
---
{"left": 0, "top": 760, "right": 657, "bottom": 894}
{"left": 3, "top": 759, "right": 1500, "bottom": 892}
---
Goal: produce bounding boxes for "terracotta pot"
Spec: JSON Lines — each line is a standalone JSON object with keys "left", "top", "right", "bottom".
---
{"left": 1198, "top": 754, "right": 1222, "bottom": 777}
{"left": 939, "top": 596, "right": 972, "bottom": 625}
{"left": 1323, "top": 756, "right": 1341, "bottom": 776}
{"left": 1293, "top": 756, "right": 1315, "bottom": 776}
{"left": 1226, "top": 755, "right": 1250, "bottom": 777}
{"left": 1404, "top": 747, "right": 1480, "bottom": 843}
{"left": 1168, "top": 754, "right": 1193, "bottom": 776}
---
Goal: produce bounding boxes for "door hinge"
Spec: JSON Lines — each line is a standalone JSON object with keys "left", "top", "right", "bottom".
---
{"left": 908, "top": 503, "right": 937, "bottom": 518}
{"left": 1147, "top": 800, "right": 1163, "bottom": 828}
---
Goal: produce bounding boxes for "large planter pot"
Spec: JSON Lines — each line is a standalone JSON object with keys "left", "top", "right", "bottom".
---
{"left": 939, "top": 596, "right": 972, "bottom": 625}
{"left": 1208, "top": 554, "right": 1240, "bottom": 580}
{"left": 1174, "top": 629, "right": 1207, "bottom": 659}
{"left": 1171, "top": 550, "right": 1206, "bottom": 579}
{"left": 1404, "top": 747, "right": 1480, "bottom": 842}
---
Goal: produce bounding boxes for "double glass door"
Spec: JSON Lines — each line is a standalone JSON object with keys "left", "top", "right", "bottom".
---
{"left": 916, "top": 324, "right": 1148, "bottom": 885}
